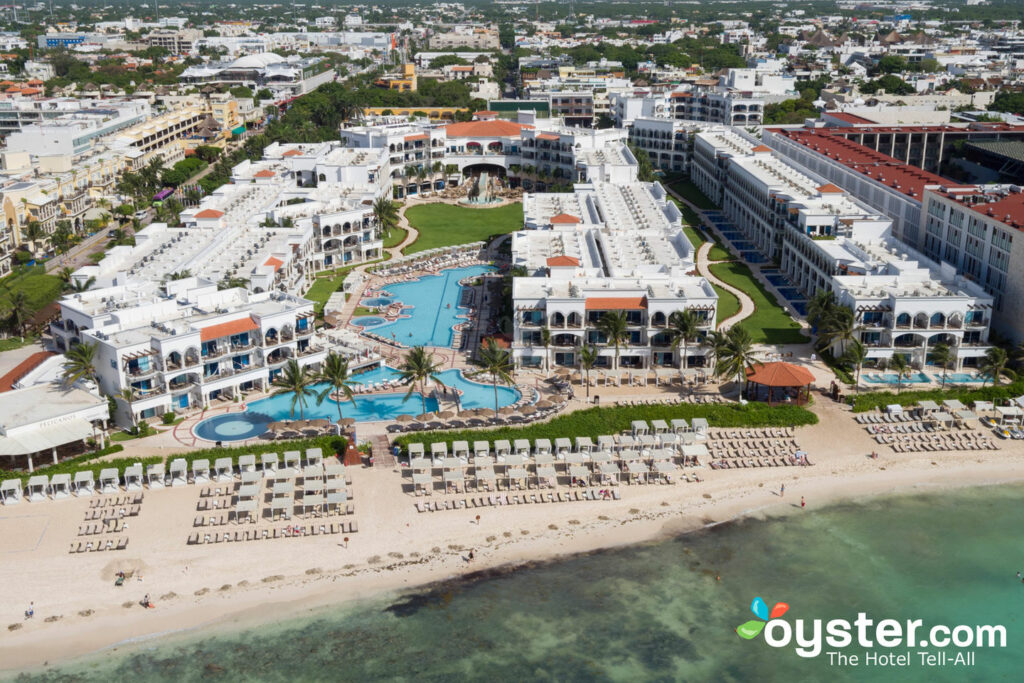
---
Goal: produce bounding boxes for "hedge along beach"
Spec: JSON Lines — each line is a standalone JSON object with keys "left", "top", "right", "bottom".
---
{"left": 5, "top": 389, "right": 1024, "bottom": 674}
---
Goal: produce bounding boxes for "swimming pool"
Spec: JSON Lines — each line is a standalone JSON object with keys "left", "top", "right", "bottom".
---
{"left": 350, "top": 317, "right": 385, "bottom": 327}
{"left": 937, "top": 372, "right": 983, "bottom": 383}
{"left": 361, "top": 297, "right": 395, "bottom": 307}
{"left": 775, "top": 287, "right": 805, "bottom": 301}
{"left": 193, "top": 365, "right": 521, "bottom": 440}
{"left": 741, "top": 251, "right": 768, "bottom": 264}
{"left": 359, "top": 264, "right": 493, "bottom": 347}
{"left": 864, "top": 372, "right": 932, "bottom": 384}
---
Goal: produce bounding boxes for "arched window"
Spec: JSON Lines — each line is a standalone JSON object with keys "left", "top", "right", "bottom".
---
{"left": 896, "top": 313, "right": 910, "bottom": 327}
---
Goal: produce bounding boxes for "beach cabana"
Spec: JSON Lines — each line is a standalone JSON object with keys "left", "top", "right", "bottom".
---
{"left": 192, "top": 459, "right": 210, "bottom": 484}
{"left": 494, "top": 440, "right": 512, "bottom": 458}
{"left": 474, "top": 467, "right": 496, "bottom": 489}
{"left": 744, "top": 362, "right": 813, "bottom": 404}
{"left": 631, "top": 420, "right": 649, "bottom": 436}
{"left": 305, "top": 448, "right": 323, "bottom": 466}
{"left": 324, "top": 463, "right": 345, "bottom": 482}
{"left": 568, "top": 465, "right": 591, "bottom": 485}
{"left": 73, "top": 470, "right": 94, "bottom": 497}
{"left": 929, "top": 411, "right": 954, "bottom": 430}
{"left": 283, "top": 451, "right": 301, "bottom": 472}
{"left": 443, "top": 468, "right": 464, "bottom": 492}
{"left": 617, "top": 434, "right": 637, "bottom": 450}
{"left": 431, "top": 442, "right": 448, "bottom": 461}
{"left": 271, "top": 494, "right": 293, "bottom": 520}
{"left": 575, "top": 436, "right": 594, "bottom": 454}
{"left": 272, "top": 480, "right": 292, "bottom": 497}
{"left": 596, "top": 435, "right": 616, "bottom": 453}
{"left": 472, "top": 441, "right": 489, "bottom": 459}
{"left": 650, "top": 419, "right": 669, "bottom": 435}
{"left": 886, "top": 404, "right": 904, "bottom": 415}
{"left": 26, "top": 475, "right": 49, "bottom": 501}
{"left": 441, "top": 457, "right": 463, "bottom": 472}
{"left": 691, "top": 418, "right": 709, "bottom": 439}
{"left": 626, "top": 461, "right": 648, "bottom": 483}
{"left": 238, "top": 454, "right": 257, "bottom": 473}
{"left": 123, "top": 464, "right": 143, "bottom": 491}
{"left": 554, "top": 438, "right": 572, "bottom": 456}
{"left": 598, "top": 462, "right": 620, "bottom": 484}
{"left": 169, "top": 459, "right": 188, "bottom": 487}
{"left": 973, "top": 401, "right": 994, "bottom": 415}
{"left": 534, "top": 439, "right": 552, "bottom": 457}
{"left": 412, "top": 472, "right": 433, "bottom": 494}
{"left": 670, "top": 418, "right": 690, "bottom": 434}
{"left": 213, "top": 457, "right": 234, "bottom": 483}
{"left": 955, "top": 410, "right": 978, "bottom": 427}
{"left": 238, "top": 482, "right": 261, "bottom": 501}
{"left": 996, "top": 405, "right": 1023, "bottom": 425}
{"left": 302, "top": 492, "right": 325, "bottom": 516}
{"left": 1, "top": 478, "right": 22, "bottom": 504}
{"left": 653, "top": 460, "right": 677, "bottom": 482}
{"left": 409, "top": 457, "right": 431, "bottom": 472}
{"left": 681, "top": 443, "right": 709, "bottom": 460}
{"left": 99, "top": 467, "right": 120, "bottom": 493}
{"left": 943, "top": 399, "right": 966, "bottom": 413}
{"left": 590, "top": 450, "right": 613, "bottom": 464}
{"left": 51, "top": 473, "right": 71, "bottom": 500}
{"left": 261, "top": 452, "right": 279, "bottom": 477}
{"left": 146, "top": 463, "right": 166, "bottom": 489}
{"left": 918, "top": 400, "right": 940, "bottom": 414}
{"left": 536, "top": 465, "right": 557, "bottom": 488}
{"left": 302, "top": 465, "right": 323, "bottom": 485}
{"left": 452, "top": 441, "right": 469, "bottom": 460}
{"left": 241, "top": 470, "right": 261, "bottom": 486}
{"left": 235, "top": 499, "right": 258, "bottom": 523}
{"left": 504, "top": 453, "right": 525, "bottom": 468}
{"left": 649, "top": 448, "right": 674, "bottom": 461}
{"left": 564, "top": 452, "right": 587, "bottom": 466}
{"left": 408, "top": 443, "right": 425, "bottom": 461}
{"left": 513, "top": 439, "right": 530, "bottom": 458}
{"left": 326, "top": 490, "right": 348, "bottom": 514}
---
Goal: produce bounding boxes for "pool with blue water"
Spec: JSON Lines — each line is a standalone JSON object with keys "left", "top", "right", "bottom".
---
{"left": 864, "top": 372, "right": 932, "bottom": 384}
{"left": 360, "top": 297, "right": 395, "bottom": 307}
{"left": 352, "top": 316, "right": 388, "bottom": 328}
{"left": 360, "top": 264, "right": 493, "bottom": 347}
{"left": 775, "top": 287, "right": 805, "bottom": 300}
{"left": 193, "top": 366, "right": 521, "bottom": 441}
{"left": 740, "top": 251, "right": 767, "bottom": 263}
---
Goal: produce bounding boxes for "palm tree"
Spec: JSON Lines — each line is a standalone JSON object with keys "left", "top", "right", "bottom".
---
{"left": 817, "top": 306, "right": 860, "bottom": 355}
{"left": 469, "top": 338, "right": 515, "bottom": 415}
{"left": 712, "top": 326, "right": 758, "bottom": 397}
{"left": 929, "top": 342, "right": 954, "bottom": 389}
{"left": 119, "top": 387, "right": 139, "bottom": 430}
{"left": 271, "top": 359, "right": 316, "bottom": 420}
{"left": 64, "top": 276, "right": 96, "bottom": 293}
{"left": 397, "top": 346, "right": 445, "bottom": 414}
{"left": 579, "top": 345, "right": 599, "bottom": 398}
{"left": 61, "top": 341, "right": 97, "bottom": 387}
{"left": 372, "top": 196, "right": 399, "bottom": 239}
{"left": 888, "top": 354, "right": 911, "bottom": 395}
{"left": 5, "top": 291, "right": 32, "bottom": 339}
{"left": 315, "top": 352, "right": 358, "bottom": 423}
{"left": 843, "top": 339, "right": 868, "bottom": 394}
{"left": 539, "top": 326, "right": 552, "bottom": 372}
{"left": 595, "top": 311, "right": 630, "bottom": 371}
{"left": 21, "top": 220, "right": 46, "bottom": 255}
{"left": 806, "top": 289, "right": 837, "bottom": 330}
{"left": 668, "top": 310, "right": 701, "bottom": 370}
{"left": 57, "top": 266, "right": 75, "bottom": 283}
{"left": 979, "top": 347, "right": 1015, "bottom": 387}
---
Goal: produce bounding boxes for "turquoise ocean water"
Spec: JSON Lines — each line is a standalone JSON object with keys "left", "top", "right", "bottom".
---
{"left": 15, "top": 485, "right": 1024, "bottom": 682}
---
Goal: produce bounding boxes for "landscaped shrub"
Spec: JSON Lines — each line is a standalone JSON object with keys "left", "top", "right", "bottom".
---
{"left": 162, "top": 412, "right": 177, "bottom": 425}
{"left": 0, "top": 444, "right": 128, "bottom": 485}
{"left": 394, "top": 403, "right": 817, "bottom": 454}
{"left": 851, "top": 379, "right": 1024, "bottom": 413}
{"left": 162, "top": 435, "right": 347, "bottom": 470}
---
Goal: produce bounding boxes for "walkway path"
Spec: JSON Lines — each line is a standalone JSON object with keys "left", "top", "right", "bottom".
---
{"left": 665, "top": 185, "right": 755, "bottom": 331}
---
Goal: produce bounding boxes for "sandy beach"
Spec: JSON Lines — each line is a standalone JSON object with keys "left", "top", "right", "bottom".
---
{"left": 3, "top": 395, "right": 1024, "bottom": 674}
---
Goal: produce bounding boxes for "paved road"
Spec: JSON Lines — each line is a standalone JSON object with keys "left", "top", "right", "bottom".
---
{"left": 44, "top": 226, "right": 114, "bottom": 274}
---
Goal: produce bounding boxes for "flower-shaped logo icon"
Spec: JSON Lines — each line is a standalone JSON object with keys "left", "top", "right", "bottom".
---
{"left": 736, "top": 596, "right": 789, "bottom": 639}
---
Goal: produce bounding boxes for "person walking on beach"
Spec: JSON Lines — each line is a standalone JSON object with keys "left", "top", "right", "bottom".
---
{"left": 24, "top": 602, "right": 33, "bottom": 619}
{"left": 800, "top": 496, "right": 806, "bottom": 509}
{"left": 468, "top": 549, "right": 475, "bottom": 563}
{"left": 780, "top": 483, "right": 785, "bottom": 497}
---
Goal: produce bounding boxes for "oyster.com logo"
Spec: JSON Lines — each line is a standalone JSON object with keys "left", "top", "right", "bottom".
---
{"left": 736, "top": 596, "right": 788, "bottom": 640}
{"left": 735, "top": 595, "right": 1006, "bottom": 668}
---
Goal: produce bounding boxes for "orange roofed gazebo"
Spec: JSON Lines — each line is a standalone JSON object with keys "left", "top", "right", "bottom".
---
{"left": 744, "top": 362, "right": 814, "bottom": 405}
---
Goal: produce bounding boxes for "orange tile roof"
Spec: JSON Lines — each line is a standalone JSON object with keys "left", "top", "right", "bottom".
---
{"left": 751, "top": 145, "right": 772, "bottom": 153}
{"left": 536, "top": 133, "right": 559, "bottom": 141}
{"left": 817, "top": 183, "right": 844, "bottom": 194}
{"left": 404, "top": 133, "right": 428, "bottom": 141}
{"left": 264, "top": 256, "right": 283, "bottom": 271}
{"left": 585, "top": 297, "right": 647, "bottom": 310}
{"left": 200, "top": 317, "right": 258, "bottom": 342}
{"left": 745, "top": 361, "right": 815, "bottom": 387}
{"left": 546, "top": 255, "right": 580, "bottom": 267}
{"left": 195, "top": 208, "right": 224, "bottom": 219}
{"left": 474, "top": 110, "right": 498, "bottom": 115}
{"left": 0, "top": 351, "right": 55, "bottom": 392}
{"left": 282, "top": 149, "right": 303, "bottom": 157}
{"left": 444, "top": 119, "right": 533, "bottom": 138}
{"left": 254, "top": 169, "right": 276, "bottom": 178}
{"left": 550, "top": 213, "right": 581, "bottom": 224}
{"left": 669, "top": 92, "right": 693, "bottom": 98}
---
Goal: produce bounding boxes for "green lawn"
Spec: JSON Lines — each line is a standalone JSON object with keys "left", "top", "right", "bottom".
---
{"left": 708, "top": 261, "right": 809, "bottom": 345}
{"left": 305, "top": 257, "right": 389, "bottom": 314}
{"left": 669, "top": 179, "right": 720, "bottom": 210}
{"left": 712, "top": 284, "right": 741, "bottom": 325}
{"left": 403, "top": 202, "right": 523, "bottom": 254}
{"left": 382, "top": 226, "right": 407, "bottom": 250}
{"left": 0, "top": 334, "right": 39, "bottom": 351}
{"left": 0, "top": 266, "right": 64, "bottom": 316}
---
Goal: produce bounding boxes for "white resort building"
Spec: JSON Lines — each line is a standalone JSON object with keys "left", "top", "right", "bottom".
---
{"left": 692, "top": 127, "right": 994, "bottom": 370}
{"left": 511, "top": 180, "right": 718, "bottom": 371}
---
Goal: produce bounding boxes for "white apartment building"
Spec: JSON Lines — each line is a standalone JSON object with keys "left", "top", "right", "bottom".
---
{"left": 179, "top": 54, "right": 336, "bottom": 98}
{"left": 511, "top": 181, "right": 718, "bottom": 371}
{"left": 429, "top": 26, "right": 500, "bottom": 50}
{"left": 4, "top": 101, "right": 152, "bottom": 157}
{"left": 693, "top": 127, "right": 994, "bottom": 369}
{"left": 627, "top": 117, "right": 692, "bottom": 174}
{"left": 52, "top": 278, "right": 328, "bottom": 426}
